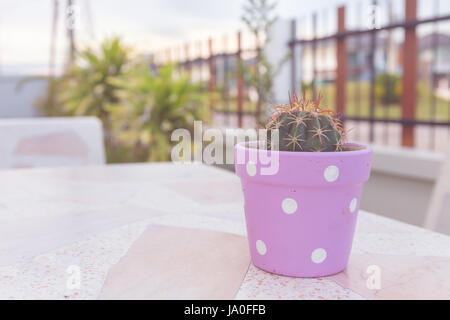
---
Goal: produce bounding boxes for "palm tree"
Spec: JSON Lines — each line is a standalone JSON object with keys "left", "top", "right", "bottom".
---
{"left": 110, "top": 63, "right": 208, "bottom": 162}
{"left": 49, "top": 0, "right": 59, "bottom": 78}
{"left": 58, "top": 38, "right": 130, "bottom": 143}
{"left": 66, "top": 0, "right": 76, "bottom": 67}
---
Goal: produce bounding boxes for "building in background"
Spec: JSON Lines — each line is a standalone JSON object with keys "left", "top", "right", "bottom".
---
{"left": 419, "top": 33, "right": 450, "bottom": 100}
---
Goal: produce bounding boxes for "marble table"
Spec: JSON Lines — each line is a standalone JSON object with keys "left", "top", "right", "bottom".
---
{"left": 0, "top": 163, "right": 449, "bottom": 300}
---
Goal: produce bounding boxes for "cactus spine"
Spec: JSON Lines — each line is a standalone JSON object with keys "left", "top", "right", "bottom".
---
{"left": 266, "top": 93, "right": 345, "bottom": 152}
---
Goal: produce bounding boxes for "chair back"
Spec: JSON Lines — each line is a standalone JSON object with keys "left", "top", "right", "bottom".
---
{"left": 0, "top": 117, "right": 105, "bottom": 169}
{"left": 425, "top": 145, "right": 450, "bottom": 234}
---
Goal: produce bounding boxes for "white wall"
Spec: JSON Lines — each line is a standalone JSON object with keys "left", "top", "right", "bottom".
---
{"left": 265, "top": 18, "right": 299, "bottom": 106}
{"left": 362, "top": 146, "right": 444, "bottom": 230}
{"left": 0, "top": 76, "right": 46, "bottom": 118}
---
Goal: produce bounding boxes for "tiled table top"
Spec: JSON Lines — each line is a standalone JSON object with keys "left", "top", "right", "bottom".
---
{"left": 0, "top": 163, "right": 449, "bottom": 300}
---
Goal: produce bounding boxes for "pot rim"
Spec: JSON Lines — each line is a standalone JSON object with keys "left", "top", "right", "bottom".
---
{"left": 235, "top": 141, "right": 372, "bottom": 158}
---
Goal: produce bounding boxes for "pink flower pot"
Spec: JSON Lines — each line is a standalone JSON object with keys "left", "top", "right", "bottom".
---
{"left": 235, "top": 141, "right": 372, "bottom": 278}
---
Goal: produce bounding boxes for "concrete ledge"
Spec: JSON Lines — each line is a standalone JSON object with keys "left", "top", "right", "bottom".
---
{"left": 370, "top": 145, "right": 444, "bottom": 182}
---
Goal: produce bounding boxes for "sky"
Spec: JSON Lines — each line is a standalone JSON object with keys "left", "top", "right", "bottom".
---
{"left": 0, "top": 0, "right": 347, "bottom": 74}
{"left": 0, "top": 0, "right": 448, "bottom": 75}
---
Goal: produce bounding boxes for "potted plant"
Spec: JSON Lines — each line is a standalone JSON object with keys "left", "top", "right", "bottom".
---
{"left": 234, "top": 93, "right": 372, "bottom": 277}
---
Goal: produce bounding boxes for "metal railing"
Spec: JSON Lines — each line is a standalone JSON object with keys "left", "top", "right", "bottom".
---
{"left": 154, "top": 0, "right": 450, "bottom": 151}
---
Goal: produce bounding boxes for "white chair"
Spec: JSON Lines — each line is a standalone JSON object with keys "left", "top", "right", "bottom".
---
{"left": 0, "top": 117, "right": 105, "bottom": 169}
{"left": 425, "top": 144, "right": 450, "bottom": 234}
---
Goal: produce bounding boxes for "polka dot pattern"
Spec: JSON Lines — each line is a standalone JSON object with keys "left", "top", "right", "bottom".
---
{"left": 281, "top": 198, "right": 298, "bottom": 215}
{"left": 324, "top": 165, "right": 339, "bottom": 182}
{"left": 311, "top": 248, "right": 327, "bottom": 264}
{"left": 250, "top": 174, "right": 359, "bottom": 274}
{"left": 246, "top": 161, "right": 257, "bottom": 177}
{"left": 349, "top": 198, "right": 358, "bottom": 213}
{"left": 256, "top": 240, "right": 267, "bottom": 255}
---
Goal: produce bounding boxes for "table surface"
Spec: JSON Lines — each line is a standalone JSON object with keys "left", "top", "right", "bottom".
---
{"left": 1, "top": 163, "right": 449, "bottom": 300}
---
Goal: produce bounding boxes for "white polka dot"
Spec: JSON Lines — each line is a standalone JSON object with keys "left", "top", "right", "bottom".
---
{"left": 324, "top": 165, "right": 339, "bottom": 182}
{"left": 246, "top": 161, "right": 257, "bottom": 176}
{"left": 349, "top": 198, "right": 358, "bottom": 213}
{"left": 311, "top": 248, "right": 327, "bottom": 264}
{"left": 256, "top": 240, "right": 267, "bottom": 255}
{"left": 281, "top": 198, "right": 298, "bottom": 214}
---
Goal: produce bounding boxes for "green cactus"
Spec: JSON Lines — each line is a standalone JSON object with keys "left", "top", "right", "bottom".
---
{"left": 266, "top": 93, "right": 345, "bottom": 152}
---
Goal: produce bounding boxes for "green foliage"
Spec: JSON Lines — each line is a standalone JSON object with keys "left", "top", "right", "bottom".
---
{"left": 266, "top": 93, "right": 344, "bottom": 152}
{"left": 34, "top": 37, "right": 130, "bottom": 158}
{"left": 375, "top": 72, "right": 402, "bottom": 105}
{"left": 108, "top": 63, "right": 208, "bottom": 162}
{"left": 32, "top": 37, "right": 207, "bottom": 163}
{"left": 52, "top": 38, "right": 129, "bottom": 119}
{"left": 242, "top": 0, "right": 277, "bottom": 36}
{"left": 241, "top": 0, "right": 287, "bottom": 124}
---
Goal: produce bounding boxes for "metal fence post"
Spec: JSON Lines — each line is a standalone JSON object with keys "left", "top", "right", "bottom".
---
{"left": 237, "top": 31, "right": 244, "bottom": 128}
{"left": 165, "top": 48, "right": 172, "bottom": 64}
{"left": 312, "top": 13, "right": 317, "bottom": 99}
{"left": 336, "top": 6, "right": 347, "bottom": 117}
{"left": 223, "top": 35, "right": 230, "bottom": 126}
{"left": 208, "top": 38, "right": 215, "bottom": 116}
{"left": 401, "top": 0, "right": 418, "bottom": 147}
{"left": 368, "top": 0, "right": 378, "bottom": 143}
{"left": 184, "top": 43, "right": 191, "bottom": 72}
{"left": 290, "top": 19, "right": 297, "bottom": 93}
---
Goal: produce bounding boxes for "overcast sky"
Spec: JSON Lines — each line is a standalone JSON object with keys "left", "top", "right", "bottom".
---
{"left": 0, "top": 0, "right": 351, "bottom": 74}
{"left": 0, "top": 0, "right": 447, "bottom": 74}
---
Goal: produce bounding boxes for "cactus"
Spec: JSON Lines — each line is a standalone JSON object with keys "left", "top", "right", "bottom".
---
{"left": 266, "top": 93, "right": 345, "bottom": 152}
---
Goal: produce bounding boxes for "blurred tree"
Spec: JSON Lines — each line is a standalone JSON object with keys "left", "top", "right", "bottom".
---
{"left": 33, "top": 37, "right": 131, "bottom": 160}
{"left": 241, "top": 0, "right": 280, "bottom": 124}
{"left": 375, "top": 72, "right": 402, "bottom": 105}
{"left": 109, "top": 63, "right": 208, "bottom": 162}
{"left": 27, "top": 38, "right": 208, "bottom": 163}
{"left": 58, "top": 37, "right": 129, "bottom": 132}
